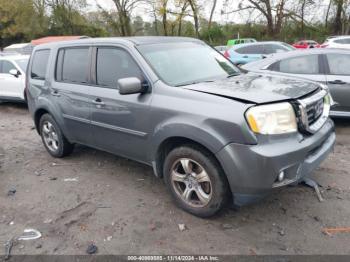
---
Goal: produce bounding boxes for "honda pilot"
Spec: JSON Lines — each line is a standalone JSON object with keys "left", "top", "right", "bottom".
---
{"left": 26, "top": 37, "right": 335, "bottom": 217}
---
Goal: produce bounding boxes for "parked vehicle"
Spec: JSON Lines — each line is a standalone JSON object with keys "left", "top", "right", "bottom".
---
{"left": 293, "top": 40, "right": 319, "bottom": 49}
{"left": 224, "top": 41, "right": 295, "bottom": 66}
{"left": 0, "top": 54, "right": 29, "bottom": 102}
{"left": 321, "top": 36, "right": 350, "bottom": 49}
{"left": 27, "top": 37, "right": 335, "bottom": 217}
{"left": 214, "top": 45, "right": 227, "bottom": 54}
{"left": 241, "top": 49, "right": 350, "bottom": 117}
{"left": 227, "top": 38, "right": 256, "bottom": 47}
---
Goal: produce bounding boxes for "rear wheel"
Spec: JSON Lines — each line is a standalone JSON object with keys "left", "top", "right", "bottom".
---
{"left": 39, "top": 114, "right": 74, "bottom": 158}
{"left": 163, "top": 145, "right": 229, "bottom": 217}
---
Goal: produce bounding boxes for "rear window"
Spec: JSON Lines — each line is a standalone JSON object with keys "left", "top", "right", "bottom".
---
{"left": 31, "top": 50, "right": 50, "bottom": 80}
{"left": 56, "top": 47, "right": 89, "bottom": 84}
{"left": 326, "top": 53, "right": 350, "bottom": 75}
{"left": 334, "top": 38, "right": 350, "bottom": 44}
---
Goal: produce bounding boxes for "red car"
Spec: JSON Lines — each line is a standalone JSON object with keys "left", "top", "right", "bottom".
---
{"left": 293, "top": 40, "right": 320, "bottom": 49}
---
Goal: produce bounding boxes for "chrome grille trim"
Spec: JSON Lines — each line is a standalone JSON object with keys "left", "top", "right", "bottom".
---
{"left": 297, "top": 89, "right": 330, "bottom": 134}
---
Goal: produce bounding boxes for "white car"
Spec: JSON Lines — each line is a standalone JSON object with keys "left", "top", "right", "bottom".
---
{"left": 321, "top": 36, "right": 350, "bottom": 49}
{"left": 0, "top": 54, "right": 29, "bottom": 102}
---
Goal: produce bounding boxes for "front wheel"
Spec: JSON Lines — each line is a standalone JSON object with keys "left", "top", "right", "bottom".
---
{"left": 163, "top": 145, "right": 229, "bottom": 217}
{"left": 39, "top": 114, "right": 74, "bottom": 158}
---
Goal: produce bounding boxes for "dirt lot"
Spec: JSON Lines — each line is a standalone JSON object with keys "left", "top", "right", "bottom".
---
{"left": 1, "top": 102, "right": 350, "bottom": 256}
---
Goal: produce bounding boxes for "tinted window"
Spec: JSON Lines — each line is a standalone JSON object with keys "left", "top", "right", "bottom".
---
{"left": 235, "top": 45, "right": 264, "bottom": 54}
{"left": 277, "top": 55, "right": 319, "bottom": 74}
{"left": 264, "top": 44, "right": 289, "bottom": 54}
{"left": 31, "top": 50, "right": 50, "bottom": 80}
{"left": 0, "top": 61, "right": 16, "bottom": 74}
{"left": 96, "top": 48, "right": 143, "bottom": 88}
{"left": 327, "top": 53, "right": 350, "bottom": 75}
{"left": 60, "top": 48, "right": 89, "bottom": 84}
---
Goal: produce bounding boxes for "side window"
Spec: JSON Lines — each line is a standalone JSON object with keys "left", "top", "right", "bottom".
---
{"left": 277, "top": 55, "right": 319, "bottom": 74}
{"left": 96, "top": 47, "right": 143, "bottom": 88}
{"left": 334, "top": 38, "right": 350, "bottom": 44}
{"left": 326, "top": 53, "right": 350, "bottom": 75}
{"left": 264, "top": 44, "right": 288, "bottom": 54}
{"left": 1, "top": 61, "right": 16, "bottom": 74}
{"left": 235, "top": 45, "right": 263, "bottom": 54}
{"left": 59, "top": 48, "right": 90, "bottom": 84}
{"left": 31, "top": 50, "right": 50, "bottom": 80}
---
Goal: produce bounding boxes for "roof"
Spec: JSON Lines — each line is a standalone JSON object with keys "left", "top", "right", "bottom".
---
{"left": 31, "top": 36, "right": 89, "bottom": 46}
{"left": 4, "top": 43, "right": 31, "bottom": 49}
{"left": 33, "top": 36, "right": 202, "bottom": 49}
{"left": 230, "top": 41, "right": 287, "bottom": 50}
{"left": 0, "top": 54, "right": 30, "bottom": 60}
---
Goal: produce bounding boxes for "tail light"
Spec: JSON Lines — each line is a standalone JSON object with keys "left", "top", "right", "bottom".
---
{"left": 320, "top": 44, "right": 328, "bottom": 48}
{"left": 224, "top": 50, "right": 230, "bottom": 58}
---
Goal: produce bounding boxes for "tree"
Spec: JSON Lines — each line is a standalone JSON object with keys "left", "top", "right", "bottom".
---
{"left": 0, "top": 0, "right": 43, "bottom": 47}
{"left": 333, "top": 0, "right": 344, "bottom": 34}
{"left": 187, "top": 0, "right": 200, "bottom": 37}
{"left": 98, "top": 0, "right": 144, "bottom": 36}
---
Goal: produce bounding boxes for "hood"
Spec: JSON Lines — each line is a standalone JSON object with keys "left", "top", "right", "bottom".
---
{"left": 182, "top": 73, "right": 321, "bottom": 104}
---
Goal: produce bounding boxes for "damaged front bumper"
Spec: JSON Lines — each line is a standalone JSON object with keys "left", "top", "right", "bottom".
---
{"left": 216, "top": 119, "right": 336, "bottom": 206}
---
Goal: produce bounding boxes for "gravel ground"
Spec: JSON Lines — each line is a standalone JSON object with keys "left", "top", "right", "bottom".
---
{"left": 1, "top": 102, "right": 350, "bottom": 256}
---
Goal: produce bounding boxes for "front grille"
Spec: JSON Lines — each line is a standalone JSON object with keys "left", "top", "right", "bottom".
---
{"left": 298, "top": 89, "right": 329, "bottom": 134}
{"left": 306, "top": 98, "right": 324, "bottom": 125}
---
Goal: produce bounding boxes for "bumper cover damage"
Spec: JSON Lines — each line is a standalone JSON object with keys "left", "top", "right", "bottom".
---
{"left": 216, "top": 119, "right": 336, "bottom": 206}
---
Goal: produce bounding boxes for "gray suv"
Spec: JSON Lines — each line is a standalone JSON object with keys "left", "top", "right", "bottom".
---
{"left": 27, "top": 37, "right": 335, "bottom": 217}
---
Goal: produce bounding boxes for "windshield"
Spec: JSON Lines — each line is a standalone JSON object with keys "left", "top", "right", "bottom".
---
{"left": 15, "top": 58, "right": 29, "bottom": 72}
{"left": 138, "top": 42, "right": 240, "bottom": 86}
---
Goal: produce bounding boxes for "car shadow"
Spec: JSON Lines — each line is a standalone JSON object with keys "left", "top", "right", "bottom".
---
{"left": 0, "top": 101, "right": 28, "bottom": 109}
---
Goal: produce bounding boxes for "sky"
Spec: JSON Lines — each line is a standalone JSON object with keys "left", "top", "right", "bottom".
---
{"left": 86, "top": 0, "right": 242, "bottom": 24}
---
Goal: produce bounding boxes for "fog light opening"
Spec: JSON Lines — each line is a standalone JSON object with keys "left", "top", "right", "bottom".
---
{"left": 278, "top": 171, "right": 285, "bottom": 182}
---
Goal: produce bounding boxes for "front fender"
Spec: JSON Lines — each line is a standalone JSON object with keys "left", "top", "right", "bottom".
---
{"left": 150, "top": 115, "right": 257, "bottom": 162}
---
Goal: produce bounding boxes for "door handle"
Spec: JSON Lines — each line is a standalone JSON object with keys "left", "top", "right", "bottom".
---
{"left": 242, "top": 55, "right": 249, "bottom": 58}
{"left": 92, "top": 98, "right": 105, "bottom": 106}
{"left": 329, "top": 80, "right": 346, "bottom": 85}
{"left": 51, "top": 90, "right": 61, "bottom": 97}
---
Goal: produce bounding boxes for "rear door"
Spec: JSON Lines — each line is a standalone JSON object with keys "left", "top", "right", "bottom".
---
{"left": 89, "top": 46, "right": 152, "bottom": 162}
{"left": 0, "top": 59, "right": 24, "bottom": 99}
{"left": 324, "top": 53, "right": 350, "bottom": 114}
{"left": 52, "top": 46, "right": 93, "bottom": 144}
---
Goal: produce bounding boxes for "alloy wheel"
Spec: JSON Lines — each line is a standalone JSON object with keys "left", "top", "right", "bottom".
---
{"left": 42, "top": 121, "right": 59, "bottom": 152}
{"left": 170, "top": 158, "right": 212, "bottom": 208}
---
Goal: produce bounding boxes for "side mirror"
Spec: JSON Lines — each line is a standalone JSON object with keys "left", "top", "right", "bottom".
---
{"left": 118, "top": 77, "right": 146, "bottom": 95}
{"left": 9, "top": 69, "right": 21, "bottom": 78}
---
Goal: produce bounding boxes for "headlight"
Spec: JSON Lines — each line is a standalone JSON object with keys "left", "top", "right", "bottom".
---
{"left": 246, "top": 102, "right": 297, "bottom": 135}
{"left": 324, "top": 92, "right": 335, "bottom": 106}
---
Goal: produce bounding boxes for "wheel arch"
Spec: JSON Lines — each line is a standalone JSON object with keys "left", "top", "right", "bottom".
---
{"left": 34, "top": 107, "right": 51, "bottom": 134}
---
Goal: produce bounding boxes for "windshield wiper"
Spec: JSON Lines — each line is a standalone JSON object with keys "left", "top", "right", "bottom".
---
{"left": 227, "top": 72, "right": 241, "bottom": 78}
{"left": 175, "top": 80, "right": 215, "bottom": 87}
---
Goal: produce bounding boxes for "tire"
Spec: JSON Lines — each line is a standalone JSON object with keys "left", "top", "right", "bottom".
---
{"left": 163, "top": 145, "right": 229, "bottom": 217}
{"left": 39, "top": 114, "right": 74, "bottom": 158}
